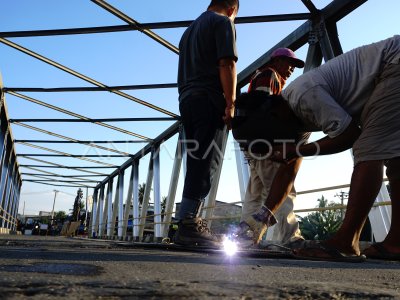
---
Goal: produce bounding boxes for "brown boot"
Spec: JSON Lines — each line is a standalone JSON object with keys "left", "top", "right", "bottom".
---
{"left": 173, "top": 217, "right": 222, "bottom": 248}
{"left": 232, "top": 221, "right": 262, "bottom": 248}
{"left": 245, "top": 205, "right": 278, "bottom": 244}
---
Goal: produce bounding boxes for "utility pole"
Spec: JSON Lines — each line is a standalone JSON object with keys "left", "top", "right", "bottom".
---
{"left": 334, "top": 190, "right": 348, "bottom": 220}
{"left": 51, "top": 190, "right": 59, "bottom": 226}
{"left": 85, "top": 186, "right": 89, "bottom": 230}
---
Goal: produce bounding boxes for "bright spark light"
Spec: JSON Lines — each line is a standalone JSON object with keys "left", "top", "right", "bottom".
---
{"left": 223, "top": 236, "right": 238, "bottom": 256}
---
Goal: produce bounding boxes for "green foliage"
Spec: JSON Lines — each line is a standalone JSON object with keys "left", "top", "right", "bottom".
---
{"left": 55, "top": 211, "right": 67, "bottom": 221}
{"left": 298, "top": 196, "right": 342, "bottom": 241}
{"left": 139, "top": 183, "right": 150, "bottom": 205}
{"left": 79, "top": 200, "right": 85, "bottom": 210}
{"left": 161, "top": 196, "right": 167, "bottom": 216}
{"left": 39, "top": 217, "right": 49, "bottom": 224}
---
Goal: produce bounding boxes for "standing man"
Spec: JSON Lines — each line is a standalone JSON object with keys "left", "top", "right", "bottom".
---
{"left": 175, "top": 0, "right": 239, "bottom": 247}
{"left": 235, "top": 48, "right": 307, "bottom": 247}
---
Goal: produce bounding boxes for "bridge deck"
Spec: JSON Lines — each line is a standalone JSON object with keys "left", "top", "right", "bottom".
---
{"left": 0, "top": 235, "right": 399, "bottom": 299}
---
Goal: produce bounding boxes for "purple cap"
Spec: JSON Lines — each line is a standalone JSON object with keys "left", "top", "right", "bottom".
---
{"left": 271, "top": 48, "right": 305, "bottom": 68}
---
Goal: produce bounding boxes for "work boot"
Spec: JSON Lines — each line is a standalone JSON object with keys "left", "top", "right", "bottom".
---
{"left": 173, "top": 217, "right": 222, "bottom": 248}
{"left": 252, "top": 205, "right": 278, "bottom": 244}
{"left": 282, "top": 238, "right": 307, "bottom": 250}
{"left": 235, "top": 218, "right": 268, "bottom": 246}
{"left": 232, "top": 221, "right": 257, "bottom": 248}
{"left": 236, "top": 205, "right": 278, "bottom": 245}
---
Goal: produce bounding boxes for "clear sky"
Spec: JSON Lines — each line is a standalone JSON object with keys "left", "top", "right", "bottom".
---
{"left": 0, "top": 0, "right": 398, "bottom": 216}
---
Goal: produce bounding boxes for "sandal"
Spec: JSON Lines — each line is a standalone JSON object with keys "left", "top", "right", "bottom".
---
{"left": 362, "top": 243, "right": 400, "bottom": 261}
{"left": 293, "top": 241, "right": 366, "bottom": 263}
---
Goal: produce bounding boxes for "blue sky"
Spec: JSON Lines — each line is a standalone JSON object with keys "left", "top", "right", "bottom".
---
{"left": 1, "top": 0, "right": 398, "bottom": 216}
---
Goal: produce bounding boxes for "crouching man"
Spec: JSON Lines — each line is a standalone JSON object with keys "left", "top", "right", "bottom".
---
{"left": 250, "top": 35, "right": 400, "bottom": 262}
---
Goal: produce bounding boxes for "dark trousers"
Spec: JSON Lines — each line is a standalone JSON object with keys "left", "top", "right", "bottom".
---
{"left": 178, "top": 94, "right": 226, "bottom": 219}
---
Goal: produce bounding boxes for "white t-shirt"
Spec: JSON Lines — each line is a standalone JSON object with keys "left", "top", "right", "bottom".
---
{"left": 282, "top": 35, "right": 400, "bottom": 138}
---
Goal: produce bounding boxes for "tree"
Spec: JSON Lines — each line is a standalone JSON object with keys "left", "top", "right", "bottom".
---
{"left": 138, "top": 183, "right": 149, "bottom": 205}
{"left": 298, "top": 196, "right": 342, "bottom": 241}
{"left": 387, "top": 183, "right": 391, "bottom": 197}
{"left": 55, "top": 211, "right": 67, "bottom": 222}
{"left": 138, "top": 183, "right": 167, "bottom": 218}
{"left": 39, "top": 216, "right": 49, "bottom": 225}
{"left": 161, "top": 196, "right": 167, "bottom": 216}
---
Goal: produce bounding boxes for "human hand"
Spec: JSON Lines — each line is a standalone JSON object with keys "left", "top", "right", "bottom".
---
{"left": 270, "top": 143, "right": 298, "bottom": 164}
{"left": 223, "top": 105, "right": 235, "bottom": 130}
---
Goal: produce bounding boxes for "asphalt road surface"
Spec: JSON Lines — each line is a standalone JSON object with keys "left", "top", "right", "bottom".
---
{"left": 0, "top": 235, "right": 399, "bottom": 299}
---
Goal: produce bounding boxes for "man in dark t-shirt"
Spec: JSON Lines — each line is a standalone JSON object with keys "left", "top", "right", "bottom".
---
{"left": 175, "top": 0, "right": 239, "bottom": 248}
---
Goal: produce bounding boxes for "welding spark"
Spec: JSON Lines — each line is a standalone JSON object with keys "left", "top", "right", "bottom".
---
{"left": 223, "top": 236, "right": 238, "bottom": 256}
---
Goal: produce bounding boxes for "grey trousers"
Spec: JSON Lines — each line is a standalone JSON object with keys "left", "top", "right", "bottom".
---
{"left": 240, "top": 156, "right": 303, "bottom": 244}
{"left": 353, "top": 62, "right": 400, "bottom": 164}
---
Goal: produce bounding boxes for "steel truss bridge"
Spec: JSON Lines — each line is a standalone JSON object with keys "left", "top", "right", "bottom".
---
{"left": 0, "top": 0, "right": 391, "bottom": 240}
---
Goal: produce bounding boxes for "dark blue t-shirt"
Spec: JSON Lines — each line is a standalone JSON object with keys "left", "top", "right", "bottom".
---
{"left": 178, "top": 11, "right": 238, "bottom": 111}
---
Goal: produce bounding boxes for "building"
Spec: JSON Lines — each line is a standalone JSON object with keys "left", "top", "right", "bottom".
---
{"left": 175, "top": 200, "right": 242, "bottom": 234}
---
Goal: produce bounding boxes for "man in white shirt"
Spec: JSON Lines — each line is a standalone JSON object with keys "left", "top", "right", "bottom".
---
{"left": 249, "top": 35, "right": 400, "bottom": 261}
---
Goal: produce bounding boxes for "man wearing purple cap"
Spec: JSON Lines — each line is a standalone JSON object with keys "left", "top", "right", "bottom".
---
{"left": 235, "top": 48, "right": 307, "bottom": 248}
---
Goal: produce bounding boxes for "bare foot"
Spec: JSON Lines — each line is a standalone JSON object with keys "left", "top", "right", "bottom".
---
{"left": 323, "top": 239, "right": 360, "bottom": 256}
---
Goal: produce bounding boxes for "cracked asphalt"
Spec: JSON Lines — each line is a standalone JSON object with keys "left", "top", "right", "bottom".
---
{"left": 0, "top": 235, "right": 399, "bottom": 299}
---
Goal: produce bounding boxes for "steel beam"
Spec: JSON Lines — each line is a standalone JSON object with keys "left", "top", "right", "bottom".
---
{"left": 234, "top": 141, "right": 250, "bottom": 202}
{"left": 89, "top": 188, "right": 99, "bottom": 237}
{"left": 1, "top": 39, "right": 177, "bottom": 118}
{"left": 11, "top": 117, "right": 177, "bottom": 123}
{"left": 117, "top": 171, "right": 125, "bottom": 238}
{"left": 132, "top": 162, "right": 140, "bottom": 240}
{"left": 0, "top": 134, "right": 12, "bottom": 207}
{"left": 322, "top": 0, "right": 368, "bottom": 23}
{"left": 0, "top": 14, "right": 311, "bottom": 38}
{"left": 4, "top": 83, "right": 177, "bottom": 92}
{"left": 122, "top": 163, "right": 134, "bottom": 237}
{"left": 9, "top": 95, "right": 151, "bottom": 140}
{"left": 20, "top": 164, "right": 116, "bottom": 169}
{"left": 23, "top": 179, "right": 99, "bottom": 183}
{"left": 237, "top": 0, "right": 367, "bottom": 87}
{"left": 96, "top": 121, "right": 180, "bottom": 188}
{"left": 21, "top": 172, "right": 106, "bottom": 178}
{"left": 13, "top": 123, "right": 132, "bottom": 155}
{"left": 138, "top": 152, "right": 154, "bottom": 241}
{"left": 153, "top": 146, "right": 162, "bottom": 240}
{"left": 161, "top": 128, "right": 184, "bottom": 237}
{"left": 105, "top": 179, "right": 114, "bottom": 237}
{"left": 18, "top": 154, "right": 130, "bottom": 158}
{"left": 301, "top": 0, "right": 319, "bottom": 14}
{"left": 25, "top": 181, "right": 95, "bottom": 188}
{"left": 15, "top": 140, "right": 147, "bottom": 144}
{"left": 91, "top": 0, "right": 179, "bottom": 54}
{"left": 98, "top": 185, "right": 106, "bottom": 236}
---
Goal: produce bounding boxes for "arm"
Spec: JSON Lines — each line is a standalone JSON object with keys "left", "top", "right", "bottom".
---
{"left": 264, "top": 157, "right": 303, "bottom": 211}
{"left": 264, "top": 121, "right": 359, "bottom": 213}
{"left": 297, "top": 120, "right": 361, "bottom": 157}
{"left": 219, "top": 58, "right": 237, "bottom": 129}
{"left": 271, "top": 120, "right": 361, "bottom": 162}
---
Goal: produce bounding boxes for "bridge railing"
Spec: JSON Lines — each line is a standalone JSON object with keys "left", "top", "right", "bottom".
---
{"left": 0, "top": 74, "right": 22, "bottom": 234}
{"left": 87, "top": 175, "right": 391, "bottom": 242}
